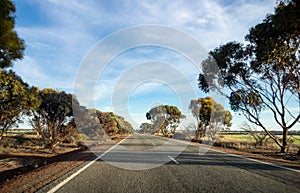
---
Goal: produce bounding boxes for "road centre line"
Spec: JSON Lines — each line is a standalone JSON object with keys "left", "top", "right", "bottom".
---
{"left": 47, "top": 135, "right": 131, "bottom": 193}
{"left": 168, "top": 156, "right": 179, "bottom": 165}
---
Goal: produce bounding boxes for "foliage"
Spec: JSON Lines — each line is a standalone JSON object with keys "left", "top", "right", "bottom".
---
{"left": 0, "top": 0, "right": 33, "bottom": 140}
{"left": 0, "top": 70, "right": 40, "bottom": 140}
{"left": 72, "top": 106, "right": 104, "bottom": 140}
{"left": 139, "top": 122, "right": 154, "bottom": 134}
{"left": 198, "top": 0, "right": 300, "bottom": 153}
{"left": 29, "top": 88, "right": 76, "bottom": 149}
{"left": 0, "top": 135, "right": 42, "bottom": 149}
{"left": 189, "top": 96, "right": 232, "bottom": 140}
{"left": 147, "top": 105, "right": 185, "bottom": 136}
{"left": 96, "top": 110, "right": 133, "bottom": 135}
{"left": 73, "top": 133, "right": 88, "bottom": 146}
{"left": 0, "top": 0, "right": 25, "bottom": 69}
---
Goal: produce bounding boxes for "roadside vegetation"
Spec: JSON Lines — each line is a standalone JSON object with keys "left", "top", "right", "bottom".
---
{"left": 140, "top": 1, "right": 300, "bottom": 156}
{"left": 0, "top": 0, "right": 133, "bottom": 157}
{"left": 217, "top": 130, "right": 300, "bottom": 154}
{"left": 0, "top": 0, "right": 299, "bottom": 173}
{"left": 197, "top": 0, "right": 300, "bottom": 153}
{"left": 1, "top": 0, "right": 298, "bottom": 192}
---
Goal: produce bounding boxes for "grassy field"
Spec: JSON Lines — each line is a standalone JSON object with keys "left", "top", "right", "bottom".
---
{"left": 4, "top": 129, "right": 36, "bottom": 135}
{"left": 220, "top": 134, "right": 300, "bottom": 145}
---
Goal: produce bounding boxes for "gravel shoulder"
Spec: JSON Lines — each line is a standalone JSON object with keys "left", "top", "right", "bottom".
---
{"left": 0, "top": 139, "right": 121, "bottom": 193}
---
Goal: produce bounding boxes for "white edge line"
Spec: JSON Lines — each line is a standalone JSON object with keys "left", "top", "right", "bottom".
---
{"left": 152, "top": 135, "right": 300, "bottom": 173}
{"left": 168, "top": 155, "right": 179, "bottom": 165}
{"left": 209, "top": 148, "right": 300, "bottom": 173}
{"left": 47, "top": 135, "right": 131, "bottom": 193}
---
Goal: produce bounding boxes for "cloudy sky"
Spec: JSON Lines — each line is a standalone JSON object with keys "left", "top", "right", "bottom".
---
{"left": 13, "top": 0, "right": 278, "bottom": 129}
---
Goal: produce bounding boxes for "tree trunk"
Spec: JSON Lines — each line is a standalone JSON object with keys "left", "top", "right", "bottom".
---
{"left": 281, "top": 128, "right": 288, "bottom": 153}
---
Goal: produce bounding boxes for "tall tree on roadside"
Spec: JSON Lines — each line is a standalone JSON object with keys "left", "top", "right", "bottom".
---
{"left": 189, "top": 97, "right": 232, "bottom": 140}
{"left": 0, "top": 0, "right": 35, "bottom": 140}
{"left": 198, "top": 0, "right": 300, "bottom": 153}
{"left": 0, "top": 70, "right": 40, "bottom": 140}
{"left": 0, "top": 0, "right": 25, "bottom": 69}
{"left": 30, "top": 89, "right": 76, "bottom": 149}
{"left": 146, "top": 105, "right": 185, "bottom": 136}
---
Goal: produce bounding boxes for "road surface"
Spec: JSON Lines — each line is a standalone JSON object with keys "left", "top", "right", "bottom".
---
{"left": 43, "top": 134, "right": 300, "bottom": 193}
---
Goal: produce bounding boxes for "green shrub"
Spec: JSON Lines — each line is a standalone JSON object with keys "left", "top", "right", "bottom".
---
{"left": 73, "top": 133, "right": 88, "bottom": 146}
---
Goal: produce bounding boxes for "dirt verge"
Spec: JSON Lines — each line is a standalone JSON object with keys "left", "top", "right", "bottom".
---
{"left": 0, "top": 134, "right": 128, "bottom": 193}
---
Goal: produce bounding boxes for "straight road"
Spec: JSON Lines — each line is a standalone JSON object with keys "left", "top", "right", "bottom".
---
{"left": 46, "top": 134, "right": 300, "bottom": 193}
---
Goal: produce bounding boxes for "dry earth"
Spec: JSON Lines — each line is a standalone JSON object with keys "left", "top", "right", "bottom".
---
{"left": 0, "top": 135, "right": 126, "bottom": 193}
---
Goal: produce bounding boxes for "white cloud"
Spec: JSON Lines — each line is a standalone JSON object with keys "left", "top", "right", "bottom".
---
{"left": 14, "top": 0, "right": 277, "bottom": 128}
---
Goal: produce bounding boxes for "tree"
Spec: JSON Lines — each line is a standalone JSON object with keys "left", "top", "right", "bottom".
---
{"left": 0, "top": 70, "right": 40, "bottom": 140}
{"left": 198, "top": 0, "right": 300, "bottom": 153}
{"left": 72, "top": 106, "right": 104, "bottom": 140}
{"left": 146, "top": 105, "right": 185, "bottom": 136}
{"left": 0, "top": 0, "right": 25, "bottom": 69}
{"left": 0, "top": 0, "right": 37, "bottom": 140}
{"left": 96, "top": 110, "right": 133, "bottom": 135}
{"left": 30, "top": 88, "right": 76, "bottom": 149}
{"left": 139, "top": 123, "right": 154, "bottom": 134}
{"left": 189, "top": 97, "right": 232, "bottom": 140}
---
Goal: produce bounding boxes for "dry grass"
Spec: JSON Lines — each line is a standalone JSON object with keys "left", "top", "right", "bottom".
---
{"left": 216, "top": 134, "right": 300, "bottom": 154}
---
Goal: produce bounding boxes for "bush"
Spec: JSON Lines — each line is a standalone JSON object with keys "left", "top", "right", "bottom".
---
{"left": 73, "top": 133, "right": 88, "bottom": 146}
{"left": 0, "top": 137, "right": 16, "bottom": 148}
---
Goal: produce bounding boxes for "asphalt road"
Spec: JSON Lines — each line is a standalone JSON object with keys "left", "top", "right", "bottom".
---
{"left": 45, "top": 134, "right": 300, "bottom": 193}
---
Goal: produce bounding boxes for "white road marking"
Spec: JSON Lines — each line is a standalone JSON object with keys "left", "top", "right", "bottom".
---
{"left": 47, "top": 135, "right": 131, "bottom": 193}
{"left": 168, "top": 156, "right": 179, "bottom": 165}
{"left": 152, "top": 135, "right": 300, "bottom": 173}
{"left": 209, "top": 148, "right": 300, "bottom": 173}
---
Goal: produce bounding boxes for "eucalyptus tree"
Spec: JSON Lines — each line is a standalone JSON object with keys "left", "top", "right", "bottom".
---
{"left": 0, "top": 0, "right": 25, "bottom": 69}
{"left": 0, "top": 70, "right": 40, "bottom": 140}
{"left": 30, "top": 89, "right": 76, "bottom": 148}
{"left": 147, "top": 105, "right": 185, "bottom": 136}
{"left": 198, "top": 0, "right": 300, "bottom": 152}
{"left": 189, "top": 97, "right": 232, "bottom": 140}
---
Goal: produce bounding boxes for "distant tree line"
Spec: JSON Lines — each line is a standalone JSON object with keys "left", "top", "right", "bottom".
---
{"left": 141, "top": 98, "right": 232, "bottom": 141}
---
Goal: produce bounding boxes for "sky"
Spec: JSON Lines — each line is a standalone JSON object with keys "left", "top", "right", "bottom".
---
{"left": 12, "top": 0, "right": 281, "bottom": 130}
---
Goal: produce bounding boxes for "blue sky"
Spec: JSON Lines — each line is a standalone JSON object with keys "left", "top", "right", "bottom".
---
{"left": 12, "top": 0, "right": 281, "bottom": 130}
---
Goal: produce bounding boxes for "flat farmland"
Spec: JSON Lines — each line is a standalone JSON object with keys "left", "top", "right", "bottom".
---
{"left": 220, "top": 134, "right": 300, "bottom": 145}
